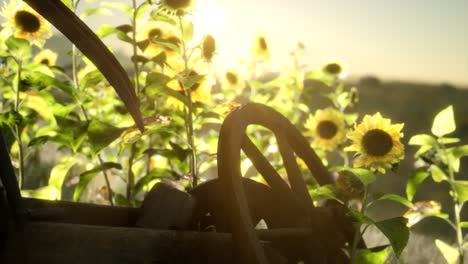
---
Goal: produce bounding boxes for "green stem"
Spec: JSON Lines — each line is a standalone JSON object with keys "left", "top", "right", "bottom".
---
{"left": 440, "top": 140, "right": 464, "bottom": 263}
{"left": 340, "top": 150, "right": 350, "bottom": 167}
{"left": 70, "top": 0, "right": 113, "bottom": 206}
{"left": 127, "top": 143, "right": 137, "bottom": 201}
{"left": 178, "top": 15, "right": 198, "bottom": 187}
{"left": 131, "top": 0, "right": 140, "bottom": 95}
{"left": 13, "top": 58, "right": 24, "bottom": 189}
{"left": 350, "top": 188, "right": 368, "bottom": 262}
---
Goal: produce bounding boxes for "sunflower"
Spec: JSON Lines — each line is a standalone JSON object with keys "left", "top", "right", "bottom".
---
{"left": 251, "top": 35, "right": 270, "bottom": 61}
{"left": 304, "top": 107, "right": 346, "bottom": 152}
{"left": 221, "top": 68, "right": 244, "bottom": 90}
{"left": 158, "top": 0, "right": 194, "bottom": 16}
{"left": 345, "top": 113, "right": 404, "bottom": 173}
{"left": 167, "top": 65, "right": 213, "bottom": 105}
{"left": 136, "top": 21, "right": 180, "bottom": 59}
{"left": 322, "top": 60, "right": 347, "bottom": 78}
{"left": 33, "top": 49, "right": 58, "bottom": 66}
{"left": 2, "top": 0, "right": 51, "bottom": 47}
{"left": 202, "top": 34, "right": 216, "bottom": 62}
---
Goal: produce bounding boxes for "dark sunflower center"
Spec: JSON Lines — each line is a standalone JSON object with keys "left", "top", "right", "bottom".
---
{"left": 164, "top": 0, "right": 192, "bottom": 9}
{"left": 15, "top": 11, "right": 40, "bottom": 33}
{"left": 324, "top": 63, "right": 342, "bottom": 75}
{"left": 316, "top": 120, "right": 338, "bottom": 139}
{"left": 226, "top": 72, "right": 238, "bottom": 85}
{"left": 148, "top": 28, "right": 162, "bottom": 39}
{"left": 40, "top": 59, "right": 50, "bottom": 65}
{"left": 362, "top": 129, "right": 393, "bottom": 156}
{"left": 259, "top": 37, "right": 268, "bottom": 50}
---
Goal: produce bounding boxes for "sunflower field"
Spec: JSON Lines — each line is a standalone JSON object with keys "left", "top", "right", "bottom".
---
{"left": 1, "top": 0, "right": 467, "bottom": 263}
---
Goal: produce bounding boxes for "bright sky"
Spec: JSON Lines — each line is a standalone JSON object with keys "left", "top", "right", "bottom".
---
{"left": 81, "top": 0, "right": 468, "bottom": 86}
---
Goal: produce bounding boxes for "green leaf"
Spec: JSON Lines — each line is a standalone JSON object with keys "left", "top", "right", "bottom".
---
{"left": 79, "top": 69, "right": 104, "bottom": 89}
{"left": 406, "top": 170, "right": 430, "bottom": 201}
{"left": 352, "top": 246, "right": 390, "bottom": 264}
{"left": 452, "top": 181, "right": 468, "bottom": 206}
{"left": 340, "top": 167, "right": 376, "bottom": 186}
{"left": 414, "top": 145, "right": 432, "bottom": 157}
{"left": 449, "top": 145, "right": 468, "bottom": 159}
{"left": 55, "top": 116, "right": 88, "bottom": 151}
{"left": 181, "top": 73, "right": 205, "bottom": 91}
{"left": 101, "top": 2, "right": 133, "bottom": 17}
{"left": 435, "top": 239, "right": 459, "bottom": 264}
{"left": 308, "top": 184, "right": 340, "bottom": 203}
{"left": 169, "top": 142, "right": 191, "bottom": 162}
{"left": 135, "top": 1, "right": 151, "bottom": 20}
{"left": 88, "top": 120, "right": 125, "bottom": 154}
{"left": 349, "top": 210, "right": 374, "bottom": 225}
{"left": 0, "top": 111, "right": 23, "bottom": 127}
{"left": 439, "top": 137, "right": 460, "bottom": 145}
{"left": 60, "top": 0, "right": 73, "bottom": 9}
{"left": 150, "top": 51, "right": 167, "bottom": 66}
{"left": 22, "top": 92, "right": 56, "bottom": 123}
{"left": 80, "top": 7, "right": 112, "bottom": 19}
{"left": 73, "top": 162, "right": 122, "bottom": 202}
{"left": 408, "top": 134, "right": 437, "bottom": 146}
{"left": 6, "top": 36, "right": 31, "bottom": 60}
{"left": 374, "top": 217, "right": 409, "bottom": 258}
{"left": 460, "top": 222, "right": 468, "bottom": 229}
{"left": 21, "top": 185, "right": 58, "bottom": 200}
{"left": 0, "top": 124, "right": 16, "bottom": 151}
{"left": 345, "top": 113, "right": 359, "bottom": 126}
{"left": 432, "top": 105, "right": 456, "bottom": 137}
{"left": 48, "top": 156, "right": 79, "bottom": 199}
{"left": 22, "top": 71, "right": 74, "bottom": 95}
{"left": 28, "top": 135, "right": 50, "bottom": 147}
{"left": 430, "top": 165, "right": 448, "bottom": 183}
{"left": 151, "top": 38, "right": 180, "bottom": 53}
{"left": 378, "top": 194, "right": 413, "bottom": 208}
{"left": 96, "top": 24, "right": 130, "bottom": 41}
{"left": 146, "top": 72, "right": 171, "bottom": 91}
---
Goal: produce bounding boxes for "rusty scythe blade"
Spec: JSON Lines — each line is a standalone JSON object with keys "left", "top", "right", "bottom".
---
{"left": 25, "top": 0, "right": 144, "bottom": 131}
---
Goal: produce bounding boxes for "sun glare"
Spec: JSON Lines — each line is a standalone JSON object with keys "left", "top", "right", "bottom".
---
{"left": 192, "top": 0, "right": 225, "bottom": 35}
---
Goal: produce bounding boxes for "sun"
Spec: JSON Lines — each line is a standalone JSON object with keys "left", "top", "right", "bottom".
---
{"left": 192, "top": 0, "right": 224, "bottom": 35}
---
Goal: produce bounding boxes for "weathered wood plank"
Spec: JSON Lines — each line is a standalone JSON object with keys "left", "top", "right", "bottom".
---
{"left": 1, "top": 222, "right": 287, "bottom": 264}
{"left": 22, "top": 198, "right": 139, "bottom": 227}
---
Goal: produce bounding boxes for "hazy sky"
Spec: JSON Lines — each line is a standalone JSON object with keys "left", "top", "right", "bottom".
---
{"left": 81, "top": 0, "right": 468, "bottom": 85}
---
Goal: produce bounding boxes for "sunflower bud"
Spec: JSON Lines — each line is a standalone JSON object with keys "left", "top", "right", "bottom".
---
{"left": 335, "top": 170, "right": 365, "bottom": 201}
{"left": 202, "top": 34, "right": 216, "bottom": 62}
{"left": 323, "top": 62, "right": 342, "bottom": 76}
